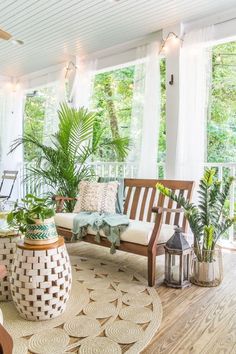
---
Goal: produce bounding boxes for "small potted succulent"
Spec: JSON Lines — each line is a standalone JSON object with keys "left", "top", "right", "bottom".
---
{"left": 7, "top": 194, "right": 58, "bottom": 245}
{"left": 157, "top": 169, "right": 236, "bottom": 287}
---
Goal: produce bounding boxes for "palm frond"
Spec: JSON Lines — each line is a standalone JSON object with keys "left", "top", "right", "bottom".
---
{"left": 9, "top": 103, "right": 129, "bottom": 212}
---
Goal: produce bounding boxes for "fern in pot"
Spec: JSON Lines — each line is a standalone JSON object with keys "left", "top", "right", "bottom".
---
{"left": 157, "top": 169, "right": 236, "bottom": 286}
{"left": 7, "top": 194, "right": 57, "bottom": 245}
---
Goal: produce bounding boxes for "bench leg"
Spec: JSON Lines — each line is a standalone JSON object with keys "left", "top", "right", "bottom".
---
{"left": 148, "top": 249, "right": 156, "bottom": 287}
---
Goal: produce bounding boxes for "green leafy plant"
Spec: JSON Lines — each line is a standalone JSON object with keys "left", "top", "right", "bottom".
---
{"left": 156, "top": 169, "right": 236, "bottom": 262}
{"left": 10, "top": 103, "right": 129, "bottom": 211}
{"left": 7, "top": 194, "right": 54, "bottom": 234}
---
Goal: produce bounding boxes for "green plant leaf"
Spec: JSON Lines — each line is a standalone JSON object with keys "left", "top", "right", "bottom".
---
{"left": 156, "top": 169, "right": 235, "bottom": 262}
{"left": 9, "top": 103, "right": 129, "bottom": 212}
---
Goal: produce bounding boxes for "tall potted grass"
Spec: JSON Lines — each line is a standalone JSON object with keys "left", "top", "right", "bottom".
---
{"left": 157, "top": 169, "right": 236, "bottom": 286}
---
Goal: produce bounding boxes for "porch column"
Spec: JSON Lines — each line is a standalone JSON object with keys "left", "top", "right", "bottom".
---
{"left": 164, "top": 25, "right": 183, "bottom": 179}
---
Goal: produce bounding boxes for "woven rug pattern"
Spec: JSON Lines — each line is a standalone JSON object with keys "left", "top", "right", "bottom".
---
{"left": 1, "top": 257, "right": 162, "bottom": 354}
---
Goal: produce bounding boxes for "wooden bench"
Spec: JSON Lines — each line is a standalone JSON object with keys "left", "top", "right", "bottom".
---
{"left": 54, "top": 179, "right": 194, "bottom": 286}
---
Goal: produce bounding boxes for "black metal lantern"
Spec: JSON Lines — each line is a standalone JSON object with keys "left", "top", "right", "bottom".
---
{"left": 164, "top": 227, "right": 191, "bottom": 288}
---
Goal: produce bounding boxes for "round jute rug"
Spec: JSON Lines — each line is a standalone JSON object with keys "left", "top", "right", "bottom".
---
{"left": 1, "top": 257, "right": 162, "bottom": 354}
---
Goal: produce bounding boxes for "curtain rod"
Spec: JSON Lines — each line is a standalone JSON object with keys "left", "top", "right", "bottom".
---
{"left": 184, "top": 12, "right": 236, "bottom": 33}
{"left": 215, "top": 16, "right": 236, "bottom": 26}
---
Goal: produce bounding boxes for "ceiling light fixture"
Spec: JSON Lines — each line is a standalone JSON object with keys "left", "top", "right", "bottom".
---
{"left": 10, "top": 38, "right": 24, "bottom": 46}
{"left": 0, "top": 28, "right": 24, "bottom": 45}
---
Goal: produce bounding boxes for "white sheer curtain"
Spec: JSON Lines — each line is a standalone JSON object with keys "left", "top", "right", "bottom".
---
{"left": 0, "top": 85, "right": 24, "bottom": 199}
{"left": 43, "top": 71, "right": 66, "bottom": 146}
{"left": 176, "top": 26, "right": 214, "bottom": 183}
{"left": 73, "top": 58, "right": 97, "bottom": 109}
{"left": 127, "top": 41, "right": 161, "bottom": 178}
{"left": 0, "top": 87, "right": 24, "bottom": 170}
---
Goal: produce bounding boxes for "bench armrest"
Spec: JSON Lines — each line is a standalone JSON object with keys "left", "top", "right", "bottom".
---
{"left": 152, "top": 207, "right": 184, "bottom": 214}
{"left": 52, "top": 195, "right": 77, "bottom": 213}
{"left": 148, "top": 207, "right": 185, "bottom": 251}
{"left": 52, "top": 195, "right": 76, "bottom": 201}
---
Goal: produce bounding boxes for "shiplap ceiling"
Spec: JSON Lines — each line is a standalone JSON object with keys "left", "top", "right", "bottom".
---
{"left": 0, "top": 0, "right": 236, "bottom": 77}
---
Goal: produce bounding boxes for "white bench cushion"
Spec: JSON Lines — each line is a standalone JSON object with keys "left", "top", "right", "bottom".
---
{"left": 54, "top": 213, "right": 175, "bottom": 246}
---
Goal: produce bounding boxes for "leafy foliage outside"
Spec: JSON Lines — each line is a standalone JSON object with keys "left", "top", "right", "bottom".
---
{"left": 91, "top": 60, "right": 166, "bottom": 165}
{"left": 24, "top": 86, "right": 58, "bottom": 162}
{"left": 208, "top": 42, "right": 236, "bottom": 162}
{"left": 91, "top": 66, "right": 135, "bottom": 162}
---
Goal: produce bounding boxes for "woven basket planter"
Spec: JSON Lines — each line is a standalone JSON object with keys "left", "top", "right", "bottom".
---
{"left": 0, "top": 235, "right": 22, "bottom": 301}
{"left": 24, "top": 217, "right": 58, "bottom": 245}
{"left": 191, "top": 248, "right": 223, "bottom": 287}
{"left": 10, "top": 240, "right": 72, "bottom": 321}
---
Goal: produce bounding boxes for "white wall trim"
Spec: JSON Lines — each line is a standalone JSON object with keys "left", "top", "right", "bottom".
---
{"left": 18, "top": 56, "right": 75, "bottom": 90}
{"left": 83, "top": 31, "right": 162, "bottom": 71}
{"left": 84, "top": 31, "right": 162, "bottom": 60}
{"left": 184, "top": 8, "right": 236, "bottom": 42}
{"left": 16, "top": 31, "right": 163, "bottom": 88}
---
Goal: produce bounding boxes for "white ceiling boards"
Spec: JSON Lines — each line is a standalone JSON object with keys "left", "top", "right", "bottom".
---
{"left": 0, "top": 0, "right": 236, "bottom": 76}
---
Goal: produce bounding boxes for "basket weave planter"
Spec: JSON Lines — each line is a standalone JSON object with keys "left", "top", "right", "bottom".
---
{"left": 191, "top": 247, "right": 223, "bottom": 287}
{"left": 0, "top": 235, "right": 22, "bottom": 301}
{"left": 10, "top": 237, "right": 72, "bottom": 321}
{"left": 24, "top": 217, "right": 58, "bottom": 245}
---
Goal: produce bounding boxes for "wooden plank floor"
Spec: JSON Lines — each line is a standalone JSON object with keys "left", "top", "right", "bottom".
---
{"left": 67, "top": 242, "right": 236, "bottom": 354}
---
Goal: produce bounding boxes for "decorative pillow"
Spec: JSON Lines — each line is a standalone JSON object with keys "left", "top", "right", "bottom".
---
{"left": 74, "top": 181, "right": 118, "bottom": 214}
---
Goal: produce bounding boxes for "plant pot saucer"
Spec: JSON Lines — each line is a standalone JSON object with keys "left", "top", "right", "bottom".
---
{"left": 24, "top": 236, "right": 59, "bottom": 245}
{"left": 190, "top": 277, "right": 221, "bottom": 287}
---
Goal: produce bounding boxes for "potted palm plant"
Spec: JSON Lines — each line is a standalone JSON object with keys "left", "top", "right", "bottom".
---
{"left": 9, "top": 103, "right": 129, "bottom": 212}
{"left": 157, "top": 169, "right": 236, "bottom": 286}
{"left": 7, "top": 194, "right": 57, "bottom": 245}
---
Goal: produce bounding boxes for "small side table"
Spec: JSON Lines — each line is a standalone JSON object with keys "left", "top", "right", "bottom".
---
{"left": 10, "top": 237, "right": 72, "bottom": 321}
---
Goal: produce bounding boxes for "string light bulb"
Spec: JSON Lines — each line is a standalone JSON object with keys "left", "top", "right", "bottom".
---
{"left": 65, "top": 61, "right": 78, "bottom": 79}
{"left": 159, "top": 31, "right": 183, "bottom": 54}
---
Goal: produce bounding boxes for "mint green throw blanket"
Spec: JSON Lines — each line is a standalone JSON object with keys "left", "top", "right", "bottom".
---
{"left": 72, "top": 212, "right": 129, "bottom": 254}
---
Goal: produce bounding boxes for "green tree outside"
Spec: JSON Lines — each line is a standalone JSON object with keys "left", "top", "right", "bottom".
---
{"left": 208, "top": 41, "right": 236, "bottom": 162}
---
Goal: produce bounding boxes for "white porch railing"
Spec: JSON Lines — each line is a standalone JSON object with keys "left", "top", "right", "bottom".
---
{"left": 19, "top": 161, "right": 165, "bottom": 197}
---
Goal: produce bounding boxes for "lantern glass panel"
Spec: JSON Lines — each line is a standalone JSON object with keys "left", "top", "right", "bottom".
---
{"left": 183, "top": 254, "right": 189, "bottom": 280}
{"left": 170, "top": 254, "right": 180, "bottom": 283}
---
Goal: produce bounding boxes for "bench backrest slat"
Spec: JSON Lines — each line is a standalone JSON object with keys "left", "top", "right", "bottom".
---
{"left": 147, "top": 188, "right": 156, "bottom": 222}
{"left": 124, "top": 178, "right": 194, "bottom": 232}
{"left": 129, "top": 187, "right": 141, "bottom": 220}
{"left": 139, "top": 187, "right": 149, "bottom": 221}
